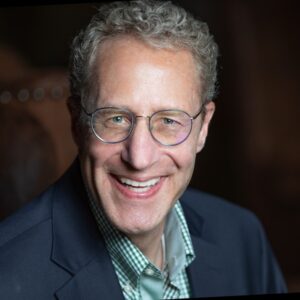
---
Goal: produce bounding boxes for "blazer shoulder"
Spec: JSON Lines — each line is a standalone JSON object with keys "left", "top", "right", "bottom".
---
{"left": 181, "top": 188, "right": 287, "bottom": 294}
{"left": 181, "top": 187, "right": 264, "bottom": 236}
{"left": 182, "top": 187, "right": 259, "bottom": 217}
{"left": 0, "top": 185, "right": 54, "bottom": 248}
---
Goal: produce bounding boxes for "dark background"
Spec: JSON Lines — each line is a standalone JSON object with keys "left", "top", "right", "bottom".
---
{"left": 0, "top": 0, "right": 299, "bottom": 292}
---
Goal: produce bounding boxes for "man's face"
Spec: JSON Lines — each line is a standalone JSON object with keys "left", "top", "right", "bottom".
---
{"left": 77, "top": 37, "right": 214, "bottom": 239}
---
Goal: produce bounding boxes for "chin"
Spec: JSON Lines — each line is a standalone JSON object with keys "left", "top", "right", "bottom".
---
{"left": 104, "top": 203, "right": 167, "bottom": 238}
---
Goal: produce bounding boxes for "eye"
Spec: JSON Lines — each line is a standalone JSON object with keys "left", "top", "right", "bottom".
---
{"left": 112, "top": 115, "right": 124, "bottom": 123}
{"left": 152, "top": 112, "right": 185, "bottom": 130}
{"left": 163, "top": 118, "right": 176, "bottom": 125}
{"left": 105, "top": 113, "right": 131, "bottom": 128}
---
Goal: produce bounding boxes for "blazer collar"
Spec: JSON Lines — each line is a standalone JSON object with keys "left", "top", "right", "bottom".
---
{"left": 51, "top": 159, "right": 124, "bottom": 300}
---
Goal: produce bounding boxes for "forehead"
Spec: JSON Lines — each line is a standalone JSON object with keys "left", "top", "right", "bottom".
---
{"left": 93, "top": 36, "right": 201, "bottom": 112}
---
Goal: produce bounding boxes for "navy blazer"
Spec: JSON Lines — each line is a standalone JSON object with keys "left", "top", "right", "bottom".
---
{"left": 0, "top": 160, "right": 287, "bottom": 299}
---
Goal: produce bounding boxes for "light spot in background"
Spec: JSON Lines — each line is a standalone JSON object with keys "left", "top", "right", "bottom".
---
{"left": 18, "top": 89, "right": 30, "bottom": 102}
{"left": 0, "top": 90, "right": 12, "bottom": 104}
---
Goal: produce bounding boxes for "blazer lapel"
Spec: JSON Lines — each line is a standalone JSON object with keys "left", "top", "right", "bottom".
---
{"left": 187, "top": 236, "right": 228, "bottom": 298}
{"left": 50, "top": 160, "right": 124, "bottom": 300}
{"left": 182, "top": 199, "right": 228, "bottom": 298}
{"left": 55, "top": 245, "right": 124, "bottom": 300}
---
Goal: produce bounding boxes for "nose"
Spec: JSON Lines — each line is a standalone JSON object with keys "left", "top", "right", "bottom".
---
{"left": 121, "top": 117, "right": 159, "bottom": 170}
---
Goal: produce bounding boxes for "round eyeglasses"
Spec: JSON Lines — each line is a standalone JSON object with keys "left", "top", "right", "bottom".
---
{"left": 81, "top": 105, "right": 204, "bottom": 146}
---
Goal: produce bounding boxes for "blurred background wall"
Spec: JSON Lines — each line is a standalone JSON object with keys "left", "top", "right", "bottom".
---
{"left": 0, "top": 0, "right": 299, "bottom": 292}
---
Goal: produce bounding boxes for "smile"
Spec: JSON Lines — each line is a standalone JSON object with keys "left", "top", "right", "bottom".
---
{"left": 110, "top": 174, "right": 164, "bottom": 198}
{"left": 119, "top": 177, "right": 161, "bottom": 193}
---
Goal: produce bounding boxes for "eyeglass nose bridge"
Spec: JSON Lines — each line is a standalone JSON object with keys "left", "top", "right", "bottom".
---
{"left": 129, "top": 114, "right": 153, "bottom": 137}
{"left": 129, "top": 114, "right": 170, "bottom": 147}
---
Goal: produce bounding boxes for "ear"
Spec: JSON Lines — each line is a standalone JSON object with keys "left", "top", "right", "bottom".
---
{"left": 196, "top": 101, "right": 215, "bottom": 153}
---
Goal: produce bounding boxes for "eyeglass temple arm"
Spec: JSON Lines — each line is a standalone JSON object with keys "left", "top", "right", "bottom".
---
{"left": 192, "top": 104, "right": 206, "bottom": 120}
{"left": 80, "top": 104, "right": 92, "bottom": 117}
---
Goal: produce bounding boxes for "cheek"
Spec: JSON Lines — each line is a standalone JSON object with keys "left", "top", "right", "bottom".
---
{"left": 179, "top": 151, "right": 197, "bottom": 178}
{"left": 87, "top": 142, "right": 105, "bottom": 165}
{"left": 80, "top": 141, "right": 120, "bottom": 196}
{"left": 79, "top": 141, "right": 120, "bottom": 194}
{"left": 169, "top": 142, "right": 198, "bottom": 179}
{"left": 180, "top": 134, "right": 199, "bottom": 164}
{"left": 82, "top": 138, "right": 118, "bottom": 166}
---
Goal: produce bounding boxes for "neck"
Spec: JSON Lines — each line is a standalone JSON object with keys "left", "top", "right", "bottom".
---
{"left": 128, "top": 226, "right": 165, "bottom": 270}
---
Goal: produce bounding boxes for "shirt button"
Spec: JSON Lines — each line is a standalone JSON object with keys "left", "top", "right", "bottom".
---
{"left": 145, "top": 267, "right": 155, "bottom": 276}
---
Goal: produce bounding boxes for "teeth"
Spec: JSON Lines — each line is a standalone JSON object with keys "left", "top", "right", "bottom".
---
{"left": 126, "top": 186, "right": 153, "bottom": 193}
{"left": 119, "top": 177, "right": 160, "bottom": 188}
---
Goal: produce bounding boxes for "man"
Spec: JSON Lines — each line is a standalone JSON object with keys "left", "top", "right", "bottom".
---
{"left": 0, "top": 1, "right": 287, "bottom": 299}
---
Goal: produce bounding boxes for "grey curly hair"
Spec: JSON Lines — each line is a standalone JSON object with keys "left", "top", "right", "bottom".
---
{"left": 69, "top": 0, "right": 219, "bottom": 114}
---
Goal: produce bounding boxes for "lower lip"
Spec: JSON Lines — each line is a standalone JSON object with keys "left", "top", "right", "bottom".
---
{"left": 110, "top": 175, "right": 165, "bottom": 199}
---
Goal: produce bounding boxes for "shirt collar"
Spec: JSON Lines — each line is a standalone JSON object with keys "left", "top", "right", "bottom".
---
{"left": 164, "top": 203, "right": 195, "bottom": 280}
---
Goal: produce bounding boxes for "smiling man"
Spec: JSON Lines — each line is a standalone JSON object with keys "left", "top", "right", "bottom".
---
{"left": 0, "top": 1, "right": 287, "bottom": 299}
